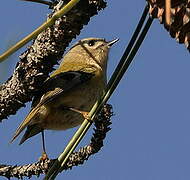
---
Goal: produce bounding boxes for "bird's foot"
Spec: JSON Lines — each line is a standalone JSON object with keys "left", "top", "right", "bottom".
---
{"left": 39, "top": 151, "right": 49, "bottom": 161}
{"left": 69, "top": 108, "right": 91, "bottom": 122}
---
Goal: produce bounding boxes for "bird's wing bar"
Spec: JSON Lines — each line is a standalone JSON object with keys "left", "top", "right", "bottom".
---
{"left": 34, "top": 71, "right": 94, "bottom": 109}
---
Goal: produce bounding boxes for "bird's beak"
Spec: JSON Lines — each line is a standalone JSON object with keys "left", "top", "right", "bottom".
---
{"left": 107, "top": 38, "right": 119, "bottom": 48}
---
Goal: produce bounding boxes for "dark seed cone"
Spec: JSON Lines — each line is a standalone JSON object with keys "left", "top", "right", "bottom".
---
{"left": 147, "top": 0, "right": 190, "bottom": 51}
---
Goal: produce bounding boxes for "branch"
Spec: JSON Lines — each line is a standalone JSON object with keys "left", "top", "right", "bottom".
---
{"left": 0, "top": 0, "right": 106, "bottom": 121}
{"left": 0, "top": 104, "right": 113, "bottom": 179}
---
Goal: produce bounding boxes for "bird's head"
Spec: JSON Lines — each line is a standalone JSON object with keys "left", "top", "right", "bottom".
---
{"left": 63, "top": 37, "right": 119, "bottom": 69}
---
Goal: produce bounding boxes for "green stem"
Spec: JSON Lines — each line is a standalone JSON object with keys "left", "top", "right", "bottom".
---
{"left": 107, "top": 5, "right": 149, "bottom": 87}
{"left": 88, "top": 5, "right": 150, "bottom": 118}
{"left": 0, "top": 0, "right": 80, "bottom": 62}
{"left": 103, "top": 17, "right": 153, "bottom": 103}
{"left": 44, "top": 5, "right": 153, "bottom": 180}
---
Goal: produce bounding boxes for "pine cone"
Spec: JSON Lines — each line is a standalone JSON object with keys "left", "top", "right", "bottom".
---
{"left": 147, "top": 0, "right": 190, "bottom": 50}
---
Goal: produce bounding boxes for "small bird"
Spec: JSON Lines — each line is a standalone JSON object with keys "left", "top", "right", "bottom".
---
{"left": 11, "top": 37, "right": 118, "bottom": 158}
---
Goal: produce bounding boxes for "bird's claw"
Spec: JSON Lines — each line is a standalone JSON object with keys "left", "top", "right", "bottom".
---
{"left": 69, "top": 108, "right": 92, "bottom": 122}
{"left": 39, "top": 151, "right": 49, "bottom": 161}
{"left": 81, "top": 112, "right": 92, "bottom": 122}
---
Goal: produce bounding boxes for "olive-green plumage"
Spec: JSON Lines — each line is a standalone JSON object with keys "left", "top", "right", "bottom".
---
{"left": 11, "top": 37, "right": 118, "bottom": 145}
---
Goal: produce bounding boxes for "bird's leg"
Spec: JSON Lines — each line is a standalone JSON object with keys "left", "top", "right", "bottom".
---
{"left": 39, "top": 130, "right": 48, "bottom": 161}
{"left": 69, "top": 108, "right": 91, "bottom": 122}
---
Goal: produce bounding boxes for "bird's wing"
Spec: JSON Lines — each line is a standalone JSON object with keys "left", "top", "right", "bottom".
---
{"left": 11, "top": 71, "right": 94, "bottom": 143}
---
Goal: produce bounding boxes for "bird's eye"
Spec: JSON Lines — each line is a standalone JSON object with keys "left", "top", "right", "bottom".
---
{"left": 87, "top": 40, "right": 96, "bottom": 46}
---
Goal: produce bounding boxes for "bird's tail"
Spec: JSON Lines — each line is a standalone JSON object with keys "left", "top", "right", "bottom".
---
{"left": 19, "top": 125, "right": 42, "bottom": 145}
{"left": 10, "top": 107, "right": 40, "bottom": 144}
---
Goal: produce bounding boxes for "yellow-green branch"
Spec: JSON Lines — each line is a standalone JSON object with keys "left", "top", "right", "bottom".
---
{"left": 0, "top": 0, "right": 80, "bottom": 62}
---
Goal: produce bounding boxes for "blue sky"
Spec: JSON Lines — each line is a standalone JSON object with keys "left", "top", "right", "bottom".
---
{"left": 1, "top": 0, "right": 190, "bottom": 180}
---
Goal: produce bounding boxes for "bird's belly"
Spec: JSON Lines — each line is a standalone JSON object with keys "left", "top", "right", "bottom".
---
{"left": 41, "top": 81, "right": 105, "bottom": 130}
{"left": 43, "top": 110, "right": 83, "bottom": 130}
